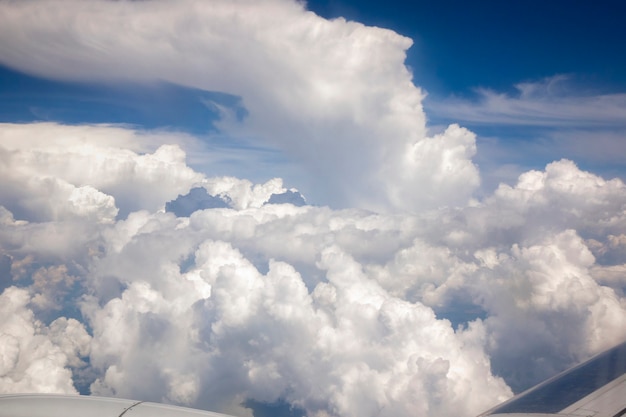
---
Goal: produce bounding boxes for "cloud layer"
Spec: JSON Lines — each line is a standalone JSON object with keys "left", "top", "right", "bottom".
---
{"left": 1, "top": 124, "right": 626, "bottom": 417}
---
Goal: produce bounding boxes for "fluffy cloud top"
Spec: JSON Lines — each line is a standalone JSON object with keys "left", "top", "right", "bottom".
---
{"left": 0, "top": 123, "right": 203, "bottom": 219}
{"left": 0, "top": 287, "right": 90, "bottom": 394}
{"left": 1, "top": 125, "right": 626, "bottom": 417}
{"left": 0, "top": 0, "right": 479, "bottom": 211}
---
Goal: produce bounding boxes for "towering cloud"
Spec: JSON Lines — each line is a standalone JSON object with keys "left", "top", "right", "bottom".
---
{"left": 0, "top": 0, "right": 478, "bottom": 211}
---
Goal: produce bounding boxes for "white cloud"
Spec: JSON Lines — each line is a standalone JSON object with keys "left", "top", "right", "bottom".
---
{"left": 1, "top": 127, "right": 626, "bottom": 417}
{"left": 475, "top": 230, "right": 626, "bottom": 390}
{"left": 0, "top": 286, "right": 91, "bottom": 394}
{"left": 0, "top": 122, "right": 203, "bottom": 218}
{"left": 428, "top": 75, "right": 626, "bottom": 128}
{"left": 202, "top": 177, "right": 288, "bottom": 210}
{"left": 0, "top": 0, "right": 479, "bottom": 211}
{"left": 83, "top": 236, "right": 512, "bottom": 417}
{"left": 426, "top": 75, "right": 626, "bottom": 186}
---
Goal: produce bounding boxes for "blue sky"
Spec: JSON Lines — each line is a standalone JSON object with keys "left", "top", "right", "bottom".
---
{"left": 1, "top": 0, "right": 625, "bottom": 199}
{"left": 308, "top": 0, "right": 626, "bottom": 94}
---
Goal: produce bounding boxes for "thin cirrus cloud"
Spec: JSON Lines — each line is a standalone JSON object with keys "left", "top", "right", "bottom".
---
{"left": 1, "top": 2, "right": 626, "bottom": 417}
{"left": 427, "top": 75, "right": 626, "bottom": 128}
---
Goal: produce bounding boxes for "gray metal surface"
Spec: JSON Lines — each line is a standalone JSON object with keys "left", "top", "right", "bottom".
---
{"left": 483, "top": 341, "right": 626, "bottom": 417}
{"left": 0, "top": 394, "right": 235, "bottom": 417}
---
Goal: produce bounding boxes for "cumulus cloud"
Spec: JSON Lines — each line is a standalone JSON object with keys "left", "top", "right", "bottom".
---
{"left": 426, "top": 75, "right": 626, "bottom": 185}
{"left": 476, "top": 230, "right": 626, "bottom": 391}
{"left": 0, "top": 286, "right": 90, "bottom": 394}
{"left": 0, "top": 0, "right": 479, "bottom": 211}
{"left": 0, "top": 122, "right": 203, "bottom": 219}
{"left": 83, "top": 233, "right": 512, "bottom": 417}
{"left": 1, "top": 123, "right": 626, "bottom": 417}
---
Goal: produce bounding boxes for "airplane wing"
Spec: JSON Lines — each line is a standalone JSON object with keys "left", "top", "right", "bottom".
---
{"left": 1, "top": 341, "right": 625, "bottom": 417}
{"left": 0, "top": 394, "right": 235, "bottom": 417}
{"left": 481, "top": 340, "right": 626, "bottom": 417}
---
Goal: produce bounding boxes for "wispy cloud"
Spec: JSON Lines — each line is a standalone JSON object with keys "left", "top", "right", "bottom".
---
{"left": 425, "top": 75, "right": 626, "bottom": 191}
{"left": 427, "top": 75, "right": 626, "bottom": 128}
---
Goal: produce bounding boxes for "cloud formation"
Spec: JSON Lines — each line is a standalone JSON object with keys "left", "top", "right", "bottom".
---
{"left": 426, "top": 75, "right": 626, "bottom": 186}
{"left": 1, "top": 124, "right": 626, "bottom": 417}
{"left": 0, "top": 0, "right": 479, "bottom": 211}
{"left": 428, "top": 75, "right": 626, "bottom": 128}
{"left": 1, "top": 1, "right": 626, "bottom": 417}
{"left": 0, "top": 287, "right": 91, "bottom": 394}
{"left": 0, "top": 122, "right": 203, "bottom": 219}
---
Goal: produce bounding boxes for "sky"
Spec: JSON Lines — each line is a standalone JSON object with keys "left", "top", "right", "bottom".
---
{"left": 1, "top": 1, "right": 626, "bottom": 417}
